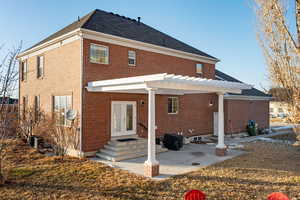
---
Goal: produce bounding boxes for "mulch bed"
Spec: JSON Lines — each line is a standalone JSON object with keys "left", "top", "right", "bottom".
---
{"left": 1, "top": 139, "right": 300, "bottom": 200}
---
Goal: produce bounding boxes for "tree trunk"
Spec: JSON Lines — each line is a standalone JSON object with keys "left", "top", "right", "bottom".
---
{"left": 296, "top": 0, "right": 300, "bottom": 46}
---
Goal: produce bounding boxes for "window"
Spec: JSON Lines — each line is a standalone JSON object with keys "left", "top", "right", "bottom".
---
{"left": 34, "top": 96, "right": 40, "bottom": 121}
{"left": 37, "top": 55, "right": 44, "bottom": 78}
{"left": 128, "top": 50, "right": 136, "bottom": 66}
{"left": 21, "top": 61, "right": 27, "bottom": 81}
{"left": 278, "top": 108, "right": 283, "bottom": 113}
{"left": 22, "top": 96, "right": 27, "bottom": 119}
{"left": 270, "top": 108, "right": 274, "bottom": 113}
{"left": 196, "top": 63, "right": 203, "bottom": 74}
{"left": 53, "top": 95, "right": 72, "bottom": 126}
{"left": 168, "top": 97, "right": 179, "bottom": 114}
{"left": 90, "top": 44, "right": 109, "bottom": 64}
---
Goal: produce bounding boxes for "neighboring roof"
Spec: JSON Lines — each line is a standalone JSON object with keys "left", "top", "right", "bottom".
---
{"left": 215, "top": 70, "right": 271, "bottom": 97}
{"left": 24, "top": 9, "right": 217, "bottom": 60}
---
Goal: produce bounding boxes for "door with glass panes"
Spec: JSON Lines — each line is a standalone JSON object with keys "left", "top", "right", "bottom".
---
{"left": 111, "top": 101, "right": 137, "bottom": 137}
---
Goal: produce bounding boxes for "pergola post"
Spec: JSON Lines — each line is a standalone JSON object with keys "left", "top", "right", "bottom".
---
{"left": 144, "top": 88, "right": 159, "bottom": 177}
{"left": 216, "top": 92, "right": 227, "bottom": 156}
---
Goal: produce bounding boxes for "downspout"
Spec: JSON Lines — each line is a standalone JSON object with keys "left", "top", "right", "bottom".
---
{"left": 79, "top": 31, "right": 84, "bottom": 157}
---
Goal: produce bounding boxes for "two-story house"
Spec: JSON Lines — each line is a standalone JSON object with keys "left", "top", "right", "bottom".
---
{"left": 17, "top": 9, "right": 270, "bottom": 177}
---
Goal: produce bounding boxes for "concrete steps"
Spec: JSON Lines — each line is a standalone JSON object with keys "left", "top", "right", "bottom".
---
{"left": 96, "top": 138, "right": 167, "bottom": 161}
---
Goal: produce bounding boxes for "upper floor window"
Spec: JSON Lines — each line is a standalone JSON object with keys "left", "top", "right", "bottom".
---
{"left": 53, "top": 95, "right": 72, "bottom": 126}
{"left": 128, "top": 50, "right": 136, "bottom": 66}
{"left": 21, "top": 60, "right": 27, "bottom": 81}
{"left": 90, "top": 44, "right": 109, "bottom": 64}
{"left": 37, "top": 55, "right": 44, "bottom": 78}
{"left": 196, "top": 63, "right": 203, "bottom": 74}
{"left": 168, "top": 97, "right": 179, "bottom": 114}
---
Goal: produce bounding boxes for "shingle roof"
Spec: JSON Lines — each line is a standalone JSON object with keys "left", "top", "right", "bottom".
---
{"left": 24, "top": 9, "right": 217, "bottom": 59}
{"left": 215, "top": 70, "right": 271, "bottom": 97}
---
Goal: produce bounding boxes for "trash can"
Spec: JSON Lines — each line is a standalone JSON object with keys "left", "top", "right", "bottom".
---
{"left": 247, "top": 120, "right": 258, "bottom": 136}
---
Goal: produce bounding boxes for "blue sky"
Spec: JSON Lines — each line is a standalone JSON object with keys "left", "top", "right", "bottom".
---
{"left": 1, "top": 0, "right": 269, "bottom": 90}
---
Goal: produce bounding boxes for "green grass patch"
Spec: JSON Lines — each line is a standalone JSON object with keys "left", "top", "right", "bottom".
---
{"left": 10, "top": 167, "right": 36, "bottom": 178}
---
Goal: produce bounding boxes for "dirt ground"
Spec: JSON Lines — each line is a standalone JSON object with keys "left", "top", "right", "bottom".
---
{"left": 1, "top": 139, "right": 300, "bottom": 200}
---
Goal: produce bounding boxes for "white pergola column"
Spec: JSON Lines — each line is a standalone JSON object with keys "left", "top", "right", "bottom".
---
{"left": 216, "top": 92, "right": 227, "bottom": 156}
{"left": 144, "top": 88, "right": 159, "bottom": 177}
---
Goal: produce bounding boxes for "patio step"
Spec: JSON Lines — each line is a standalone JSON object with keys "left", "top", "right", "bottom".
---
{"left": 96, "top": 138, "right": 167, "bottom": 161}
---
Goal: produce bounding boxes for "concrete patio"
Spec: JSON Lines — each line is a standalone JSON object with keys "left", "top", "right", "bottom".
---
{"left": 91, "top": 143, "right": 244, "bottom": 180}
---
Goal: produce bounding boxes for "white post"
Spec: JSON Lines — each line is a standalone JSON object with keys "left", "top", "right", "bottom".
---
{"left": 144, "top": 88, "right": 159, "bottom": 177}
{"left": 216, "top": 92, "right": 226, "bottom": 155}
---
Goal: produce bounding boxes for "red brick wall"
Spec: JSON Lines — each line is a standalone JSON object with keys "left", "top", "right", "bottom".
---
{"left": 224, "top": 99, "right": 270, "bottom": 134}
{"left": 82, "top": 38, "right": 217, "bottom": 152}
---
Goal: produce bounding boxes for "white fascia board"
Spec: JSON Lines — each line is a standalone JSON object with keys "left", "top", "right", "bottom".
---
{"left": 146, "top": 81, "right": 242, "bottom": 94}
{"left": 224, "top": 94, "right": 273, "bottom": 101}
{"left": 86, "top": 83, "right": 147, "bottom": 92}
{"left": 215, "top": 75, "right": 225, "bottom": 80}
{"left": 87, "top": 73, "right": 167, "bottom": 87}
{"left": 17, "top": 28, "right": 82, "bottom": 60}
{"left": 80, "top": 28, "right": 220, "bottom": 64}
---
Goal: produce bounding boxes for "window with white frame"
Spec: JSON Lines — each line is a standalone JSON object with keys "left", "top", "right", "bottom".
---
{"left": 21, "top": 60, "right": 27, "bottom": 81}
{"left": 168, "top": 97, "right": 179, "bottom": 114}
{"left": 37, "top": 55, "right": 44, "bottom": 78}
{"left": 128, "top": 50, "right": 136, "bottom": 66}
{"left": 34, "top": 96, "right": 40, "bottom": 121}
{"left": 90, "top": 44, "right": 109, "bottom": 64}
{"left": 53, "top": 95, "right": 72, "bottom": 126}
{"left": 196, "top": 63, "right": 203, "bottom": 74}
{"left": 22, "top": 96, "right": 27, "bottom": 119}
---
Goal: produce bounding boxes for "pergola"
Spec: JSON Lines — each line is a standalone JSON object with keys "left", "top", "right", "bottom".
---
{"left": 87, "top": 73, "right": 252, "bottom": 177}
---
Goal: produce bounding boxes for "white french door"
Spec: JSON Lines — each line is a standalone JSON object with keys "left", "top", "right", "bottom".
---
{"left": 111, "top": 101, "right": 137, "bottom": 137}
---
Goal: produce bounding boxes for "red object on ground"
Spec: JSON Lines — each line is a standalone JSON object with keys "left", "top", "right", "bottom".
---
{"left": 268, "top": 192, "right": 289, "bottom": 200}
{"left": 184, "top": 190, "right": 206, "bottom": 200}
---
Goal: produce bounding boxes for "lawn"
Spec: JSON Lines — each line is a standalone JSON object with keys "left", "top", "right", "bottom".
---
{"left": 1, "top": 139, "right": 300, "bottom": 200}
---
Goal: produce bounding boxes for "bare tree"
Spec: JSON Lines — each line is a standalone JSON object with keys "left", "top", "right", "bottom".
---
{"left": 0, "top": 43, "right": 22, "bottom": 184}
{"left": 253, "top": 0, "right": 300, "bottom": 137}
{"left": 38, "top": 114, "right": 80, "bottom": 158}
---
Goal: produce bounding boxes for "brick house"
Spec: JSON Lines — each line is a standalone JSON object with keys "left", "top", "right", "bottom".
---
{"left": 17, "top": 9, "right": 270, "bottom": 177}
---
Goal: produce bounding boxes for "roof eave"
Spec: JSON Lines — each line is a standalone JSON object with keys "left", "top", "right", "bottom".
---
{"left": 17, "top": 28, "right": 82, "bottom": 59}
{"left": 80, "top": 28, "right": 220, "bottom": 64}
{"left": 224, "top": 94, "right": 273, "bottom": 101}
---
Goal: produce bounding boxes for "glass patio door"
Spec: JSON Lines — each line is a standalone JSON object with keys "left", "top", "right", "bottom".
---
{"left": 111, "top": 101, "right": 137, "bottom": 137}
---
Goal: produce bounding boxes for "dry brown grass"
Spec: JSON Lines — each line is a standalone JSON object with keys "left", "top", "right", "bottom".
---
{"left": 1, "top": 140, "right": 300, "bottom": 200}
{"left": 270, "top": 133, "right": 298, "bottom": 143}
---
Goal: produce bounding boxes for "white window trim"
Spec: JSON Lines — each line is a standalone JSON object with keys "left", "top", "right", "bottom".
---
{"left": 168, "top": 97, "right": 179, "bottom": 114}
{"left": 89, "top": 43, "right": 109, "bottom": 65}
{"left": 53, "top": 95, "right": 73, "bottom": 126}
{"left": 196, "top": 63, "right": 203, "bottom": 75}
{"left": 128, "top": 50, "right": 136, "bottom": 66}
{"left": 22, "top": 60, "right": 27, "bottom": 82}
{"left": 37, "top": 55, "right": 44, "bottom": 78}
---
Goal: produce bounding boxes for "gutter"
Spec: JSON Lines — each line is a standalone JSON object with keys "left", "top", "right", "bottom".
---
{"left": 224, "top": 94, "right": 273, "bottom": 101}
